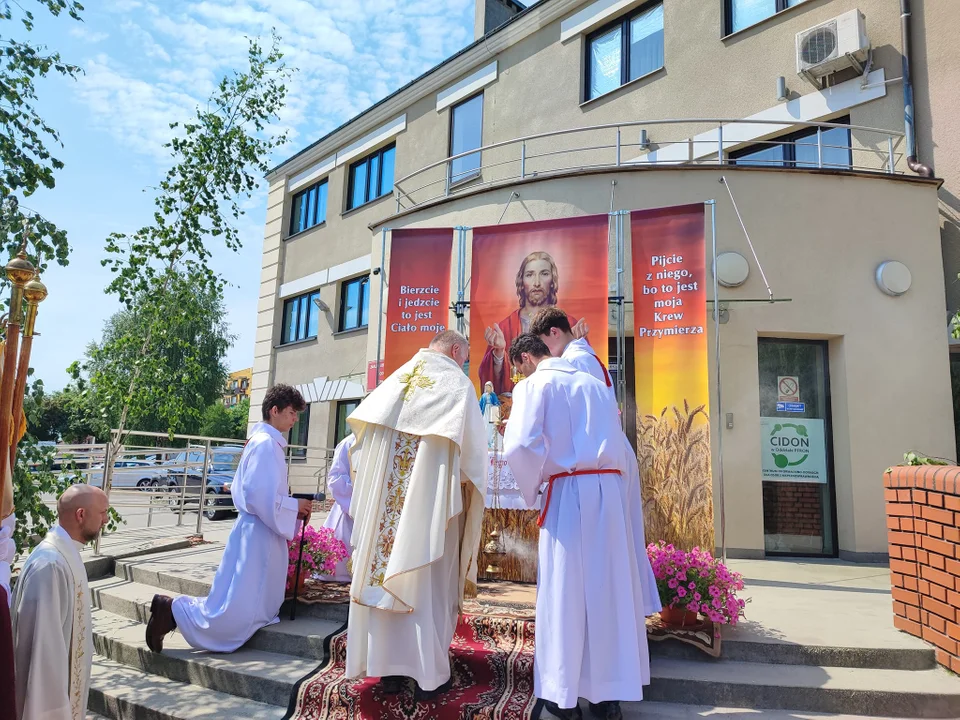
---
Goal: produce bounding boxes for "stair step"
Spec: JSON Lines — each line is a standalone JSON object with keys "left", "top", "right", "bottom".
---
{"left": 90, "top": 577, "right": 344, "bottom": 660}
{"left": 91, "top": 608, "right": 318, "bottom": 707}
{"left": 615, "top": 702, "right": 902, "bottom": 719}
{"left": 647, "top": 657, "right": 960, "bottom": 718}
{"left": 88, "top": 656, "right": 284, "bottom": 720}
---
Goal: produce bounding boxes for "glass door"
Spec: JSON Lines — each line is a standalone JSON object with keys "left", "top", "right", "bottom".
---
{"left": 757, "top": 339, "right": 837, "bottom": 557}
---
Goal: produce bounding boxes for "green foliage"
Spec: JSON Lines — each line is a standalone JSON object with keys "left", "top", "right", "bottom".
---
{"left": 81, "top": 271, "right": 233, "bottom": 436}
{"left": 23, "top": 375, "right": 107, "bottom": 443}
{"left": 0, "top": 0, "right": 83, "bottom": 282}
{"left": 94, "top": 34, "right": 290, "bottom": 443}
{"left": 901, "top": 452, "right": 950, "bottom": 467}
{"left": 200, "top": 397, "right": 249, "bottom": 440}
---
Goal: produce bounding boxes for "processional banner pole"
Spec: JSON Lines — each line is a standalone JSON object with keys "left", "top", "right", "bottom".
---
{"left": 0, "top": 243, "right": 37, "bottom": 521}
{"left": 10, "top": 275, "right": 46, "bottom": 470}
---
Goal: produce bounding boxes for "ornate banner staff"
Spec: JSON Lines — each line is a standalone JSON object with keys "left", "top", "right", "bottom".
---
{"left": 0, "top": 240, "right": 37, "bottom": 521}
{"left": 10, "top": 274, "right": 46, "bottom": 470}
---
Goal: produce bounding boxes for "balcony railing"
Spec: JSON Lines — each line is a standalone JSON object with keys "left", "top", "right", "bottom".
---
{"left": 393, "top": 118, "right": 906, "bottom": 214}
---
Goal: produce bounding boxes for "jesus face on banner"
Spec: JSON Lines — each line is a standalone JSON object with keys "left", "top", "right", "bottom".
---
{"left": 479, "top": 251, "right": 579, "bottom": 394}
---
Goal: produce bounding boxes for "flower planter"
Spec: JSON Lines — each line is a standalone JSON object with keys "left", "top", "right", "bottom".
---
{"left": 659, "top": 607, "right": 699, "bottom": 627}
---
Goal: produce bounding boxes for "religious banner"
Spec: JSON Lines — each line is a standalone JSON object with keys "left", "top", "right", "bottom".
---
{"left": 469, "top": 215, "right": 610, "bottom": 396}
{"left": 631, "top": 204, "right": 714, "bottom": 551}
{"left": 382, "top": 228, "right": 454, "bottom": 377}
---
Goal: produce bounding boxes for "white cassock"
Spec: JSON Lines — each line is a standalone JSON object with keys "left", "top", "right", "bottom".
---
{"left": 12, "top": 524, "right": 93, "bottom": 720}
{"left": 172, "top": 422, "right": 299, "bottom": 652}
{"left": 318, "top": 434, "right": 355, "bottom": 582}
{"left": 346, "top": 349, "right": 487, "bottom": 691}
{"left": 504, "top": 357, "right": 654, "bottom": 708}
{"left": 561, "top": 338, "right": 662, "bottom": 617}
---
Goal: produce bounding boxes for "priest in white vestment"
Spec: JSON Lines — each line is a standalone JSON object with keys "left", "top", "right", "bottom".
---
{"left": 317, "top": 433, "right": 356, "bottom": 582}
{"left": 504, "top": 334, "right": 655, "bottom": 720}
{"left": 532, "top": 307, "right": 661, "bottom": 617}
{"left": 12, "top": 484, "right": 109, "bottom": 720}
{"left": 146, "top": 385, "right": 313, "bottom": 653}
{"left": 345, "top": 330, "right": 487, "bottom": 698}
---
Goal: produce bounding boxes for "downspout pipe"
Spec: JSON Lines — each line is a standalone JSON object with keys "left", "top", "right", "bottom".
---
{"left": 900, "top": 0, "right": 934, "bottom": 178}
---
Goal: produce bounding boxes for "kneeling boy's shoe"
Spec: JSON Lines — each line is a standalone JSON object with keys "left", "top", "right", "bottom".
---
{"left": 145, "top": 594, "right": 176, "bottom": 653}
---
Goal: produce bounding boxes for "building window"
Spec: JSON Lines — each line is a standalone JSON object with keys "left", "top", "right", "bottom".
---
{"left": 347, "top": 144, "right": 396, "bottom": 210}
{"left": 289, "top": 180, "right": 328, "bottom": 236}
{"left": 450, "top": 93, "right": 483, "bottom": 185}
{"left": 281, "top": 290, "right": 321, "bottom": 344}
{"left": 339, "top": 275, "right": 370, "bottom": 332}
{"left": 729, "top": 118, "right": 852, "bottom": 170}
{"left": 726, "top": 0, "right": 806, "bottom": 35}
{"left": 288, "top": 405, "right": 310, "bottom": 459}
{"left": 335, "top": 400, "right": 360, "bottom": 445}
{"left": 585, "top": 2, "right": 664, "bottom": 101}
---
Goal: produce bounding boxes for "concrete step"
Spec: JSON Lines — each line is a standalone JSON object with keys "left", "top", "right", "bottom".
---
{"left": 603, "top": 703, "right": 904, "bottom": 719}
{"left": 91, "top": 607, "right": 322, "bottom": 707}
{"left": 646, "top": 657, "right": 960, "bottom": 718}
{"left": 91, "top": 574, "right": 932, "bottom": 671}
{"left": 89, "top": 576, "right": 345, "bottom": 659}
{"left": 88, "top": 655, "right": 284, "bottom": 720}
{"left": 108, "top": 559, "right": 350, "bottom": 623}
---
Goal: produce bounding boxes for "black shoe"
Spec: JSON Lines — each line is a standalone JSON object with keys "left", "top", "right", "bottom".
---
{"left": 588, "top": 701, "right": 622, "bottom": 720}
{"left": 415, "top": 674, "right": 454, "bottom": 700}
{"left": 543, "top": 699, "right": 583, "bottom": 720}
{"left": 145, "top": 594, "right": 176, "bottom": 653}
{"left": 380, "top": 675, "right": 409, "bottom": 694}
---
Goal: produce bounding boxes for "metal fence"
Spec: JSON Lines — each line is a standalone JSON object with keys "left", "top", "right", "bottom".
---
{"left": 42, "top": 430, "right": 335, "bottom": 555}
{"left": 393, "top": 117, "right": 906, "bottom": 212}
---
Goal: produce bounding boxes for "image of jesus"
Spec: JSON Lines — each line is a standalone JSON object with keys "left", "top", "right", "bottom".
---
{"left": 479, "top": 251, "right": 583, "bottom": 394}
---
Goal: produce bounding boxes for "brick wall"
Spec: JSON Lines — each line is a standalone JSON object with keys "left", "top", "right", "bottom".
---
{"left": 884, "top": 466, "right": 960, "bottom": 674}
{"left": 762, "top": 481, "right": 823, "bottom": 537}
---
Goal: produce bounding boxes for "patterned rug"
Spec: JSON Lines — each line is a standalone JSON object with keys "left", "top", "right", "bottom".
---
{"left": 288, "top": 579, "right": 352, "bottom": 604}
{"left": 284, "top": 613, "right": 541, "bottom": 720}
{"left": 645, "top": 614, "right": 722, "bottom": 658}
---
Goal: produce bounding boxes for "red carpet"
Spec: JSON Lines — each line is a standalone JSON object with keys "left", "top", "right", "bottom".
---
{"left": 284, "top": 613, "right": 541, "bottom": 720}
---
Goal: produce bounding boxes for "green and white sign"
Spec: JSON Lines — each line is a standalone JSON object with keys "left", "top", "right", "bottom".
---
{"left": 760, "top": 417, "right": 828, "bottom": 484}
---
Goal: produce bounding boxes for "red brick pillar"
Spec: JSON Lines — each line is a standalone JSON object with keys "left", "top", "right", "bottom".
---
{"left": 884, "top": 466, "right": 960, "bottom": 673}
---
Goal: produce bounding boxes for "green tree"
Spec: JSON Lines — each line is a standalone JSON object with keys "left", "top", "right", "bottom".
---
{"left": 199, "top": 397, "right": 249, "bottom": 440}
{"left": 81, "top": 273, "right": 233, "bottom": 436}
{"left": 0, "top": 0, "right": 83, "bottom": 279}
{"left": 99, "top": 34, "right": 290, "bottom": 447}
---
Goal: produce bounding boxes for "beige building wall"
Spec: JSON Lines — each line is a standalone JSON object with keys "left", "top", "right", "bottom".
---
{"left": 361, "top": 166, "right": 952, "bottom": 558}
{"left": 250, "top": 0, "right": 959, "bottom": 533}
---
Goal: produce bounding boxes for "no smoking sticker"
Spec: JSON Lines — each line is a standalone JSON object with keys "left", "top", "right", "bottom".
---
{"left": 778, "top": 376, "right": 800, "bottom": 403}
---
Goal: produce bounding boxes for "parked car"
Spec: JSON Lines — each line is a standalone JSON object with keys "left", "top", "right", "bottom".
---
{"left": 87, "top": 459, "right": 168, "bottom": 489}
{"left": 163, "top": 446, "right": 243, "bottom": 521}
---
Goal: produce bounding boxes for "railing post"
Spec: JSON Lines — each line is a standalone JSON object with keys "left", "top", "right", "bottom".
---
{"left": 176, "top": 456, "right": 189, "bottom": 526}
{"left": 616, "top": 128, "right": 621, "bottom": 167}
{"left": 520, "top": 142, "right": 526, "bottom": 179}
{"left": 444, "top": 159, "right": 451, "bottom": 197}
{"left": 817, "top": 126, "right": 823, "bottom": 169}
{"left": 93, "top": 440, "right": 114, "bottom": 556}
{"left": 396, "top": 191, "right": 401, "bottom": 213}
{"left": 195, "top": 439, "right": 212, "bottom": 536}
{"left": 888, "top": 136, "right": 896, "bottom": 174}
{"left": 717, "top": 123, "right": 724, "bottom": 165}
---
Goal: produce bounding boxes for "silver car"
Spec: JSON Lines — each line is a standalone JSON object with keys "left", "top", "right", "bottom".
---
{"left": 87, "top": 459, "right": 168, "bottom": 489}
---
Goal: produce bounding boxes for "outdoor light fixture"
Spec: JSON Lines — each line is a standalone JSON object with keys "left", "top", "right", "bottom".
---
{"left": 876, "top": 260, "right": 912, "bottom": 296}
{"left": 776, "top": 76, "right": 788, "bottom": 102}
{"left": 313, "top": 297, "right": 330, "bottom": 312}
{"left": 639, "top": 129, "right": 650, "bottom": 149}
{"left": 715, "top": 251, "right": 750, "bottom": 288}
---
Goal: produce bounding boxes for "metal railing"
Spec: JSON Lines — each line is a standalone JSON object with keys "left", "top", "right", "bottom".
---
{"left": 393, "top": 118, "right": 907, "bottom": 212}
{"left": 38, "top": 430, "right": 335, "bottom": 555}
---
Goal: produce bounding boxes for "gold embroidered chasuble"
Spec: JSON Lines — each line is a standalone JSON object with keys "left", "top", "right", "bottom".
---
{"left": 347, "top": 349, "right": 487, "bottom": 614}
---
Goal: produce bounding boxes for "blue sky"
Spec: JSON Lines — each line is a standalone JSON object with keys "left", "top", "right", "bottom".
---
{"left": 21, "top": 0, "right": 490, "bottom": 390}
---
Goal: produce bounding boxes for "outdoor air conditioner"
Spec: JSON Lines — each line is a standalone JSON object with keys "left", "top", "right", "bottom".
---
{"left": 796, "top": 9, "right": 869, "bottom": 85}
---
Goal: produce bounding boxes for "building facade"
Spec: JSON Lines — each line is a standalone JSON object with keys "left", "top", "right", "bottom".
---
{"left": 253, "top": 0, "right": 959, "bottom": 560}
{"left": 223, "top": 368, "right": 252, "bottom": 408}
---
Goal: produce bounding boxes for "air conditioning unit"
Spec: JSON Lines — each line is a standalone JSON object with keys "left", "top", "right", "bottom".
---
{"left": 796, "top": 9, "right": 869, "bottom": 85}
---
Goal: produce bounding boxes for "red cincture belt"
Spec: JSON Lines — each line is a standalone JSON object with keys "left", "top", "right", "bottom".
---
{"left": 538, "top": 468, "right": 622, "bottom": 527}
{"left": 593, "top": 355, "right": 612, "bottom": 387}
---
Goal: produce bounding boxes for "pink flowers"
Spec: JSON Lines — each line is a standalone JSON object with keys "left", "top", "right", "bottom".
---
{"left": 647, "top": 541, "right": 746, "bottom": 626}
{"left": 286, "top": 525, "right": 349, "bottom": 593}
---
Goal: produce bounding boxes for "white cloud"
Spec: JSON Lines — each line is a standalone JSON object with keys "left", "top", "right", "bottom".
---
{"left": 69, "top": 26, "right": 109, "bottom": 43}
{"left": 120, "top": 21, "right": 172, "bottom": 62}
